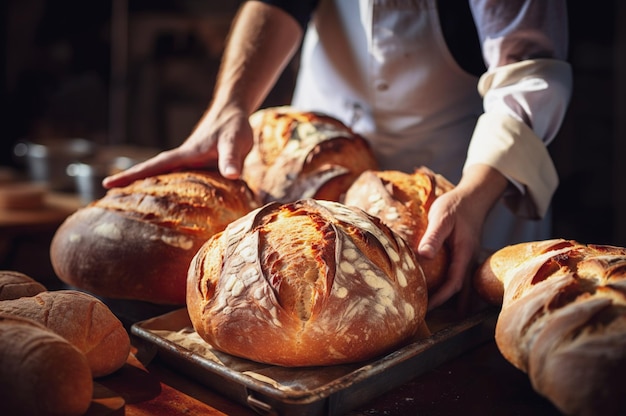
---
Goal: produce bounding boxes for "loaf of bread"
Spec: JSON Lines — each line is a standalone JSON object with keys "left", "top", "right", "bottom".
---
{"left": 0, "top": 270, "right": 46, "bottom": 300}
{"left": 50, "top": 170, "right": 259, "bottom": 304}
{"left": 242, "top": 106, "right": 379, "bottom": 204}
{"left": 187, "top": 198, "right": 429, "bottom": 367}
{"left": 0, "top": 289, "right": 130, "bottom": 377}
{"left": 0, "top": 313, "right": 94, "bottom": 416}
{"left": 343, "top": 167, "right": 454, "bottom": 292}
{"left": 474, "top": 239, "right": 626, "bottom": 416}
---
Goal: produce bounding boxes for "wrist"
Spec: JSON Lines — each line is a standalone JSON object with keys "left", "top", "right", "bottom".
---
{"left": 456, "top": 164, "right": 508, "bottom": 221}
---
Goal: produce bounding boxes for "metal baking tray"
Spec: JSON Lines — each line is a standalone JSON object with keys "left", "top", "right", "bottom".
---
{"left": 131, "top": 305, "right": 498, "bottom": 416}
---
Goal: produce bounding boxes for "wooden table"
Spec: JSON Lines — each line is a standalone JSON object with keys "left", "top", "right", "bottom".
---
{"left": 0, "top": 191, "right": 83, "bottom": 285}
{"left": 89, "top": 337, "right": 561, "bottom": 416}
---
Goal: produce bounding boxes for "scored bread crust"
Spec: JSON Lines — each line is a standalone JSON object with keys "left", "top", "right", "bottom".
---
{"left": 50, "top": 170, "right": 259, "bottom": 304}
{"left": 344, "top": 167, "right": 454, "bottom": 292}
{"left": 474, "top": 239, "right": 626, "bottom": 416}
{"left": 187, "top": 199, "right": 428, "bottom": 367}
{"left": 0, "top": 270, "right": 47, "bottom": 300}
{"left": 0, "top": 313, "right": 94, "bottom": 416}
{"left": 243, "top": 106, "right": 379, "bottom": 204}
{"left": 0, "top": 289, "right": 130, "bottom": 377}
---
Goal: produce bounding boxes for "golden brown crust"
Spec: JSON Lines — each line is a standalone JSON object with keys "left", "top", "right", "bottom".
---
{"left": 243, "top": 106, "right": 379, "bottom": 204}
{"left": 0, "top": 313, "right": 93, "bottom": 416}
{"left": 187, "top": 199, "right": 428, "bottom": 367}
{"left": 50, "top": 170, "right": 259, "bottom": 304}
{"left": 473, "top": 238, "right": 576, "bottom": 304}
{"left": 473, "top": 239, "right": 626, "bottom": 415}
{"left": 344, "top": 167, "right": 454, "bottom": 292}
{"left": 0, "top": 290, "right": 130, "bottom": 377}
{"left": 0, "top": 270, "right": 47, "bottom": 300}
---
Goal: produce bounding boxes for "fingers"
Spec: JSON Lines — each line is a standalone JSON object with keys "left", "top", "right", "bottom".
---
{"left": 418, "top": 220, "right": 445, "bottom": 260}
{"left": 102, "top": 149, "right": 196, "bottom": 188}
{"left": 217, "top": 121, "right": 254, "bottom": 180}
{"left": 217, "top": 136, "right": 244, "bottom": 180}
{"left": 418, "top": 192, "right": 480, "bottom": 310}
{"left": 418, "top": 195, "right": 453, "bottom": 259}
{"left": 427, "top": 240, "right": 474, "bottom": 310}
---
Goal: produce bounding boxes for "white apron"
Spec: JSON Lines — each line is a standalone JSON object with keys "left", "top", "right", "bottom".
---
{"left": 291, "top": 0, "right": 551, "bottom": 250}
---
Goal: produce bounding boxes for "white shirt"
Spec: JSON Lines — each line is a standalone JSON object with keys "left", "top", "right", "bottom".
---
{"left": 289, "top": 0, "right": 572, "bottom": 249}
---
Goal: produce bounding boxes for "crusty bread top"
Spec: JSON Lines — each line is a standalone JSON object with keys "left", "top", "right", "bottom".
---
{"left": 93, "top": 170, "right": 259, "bottom": 235}
{"left": 344, "top": 167, "right": 454, "bottom": 291}
{"left": 243, "top": 106, "right": 379, "bottom": 203}
{"left": 474, "top": 239, "right": 584, "bottom": 304}
{"left": 187, "top": 199, "right": 428, "bottom": 366}
{"left": 0, "top": 270, "right": 46, "bottom": 300}
{"left": 0, "top": 289, "right": 131, "bottom": 377}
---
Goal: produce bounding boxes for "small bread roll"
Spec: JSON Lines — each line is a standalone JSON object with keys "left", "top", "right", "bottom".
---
{"left": 0, "top": 290, "right": 130, "bottom": 377}
{"left": 0, "top": 270, "right": 47, "bottom": 300}
{"left": 0, "top": 314, "right": 93, "bottom": 416}
{"left": 187, "top": 199, "right": 428, "bottom": 367}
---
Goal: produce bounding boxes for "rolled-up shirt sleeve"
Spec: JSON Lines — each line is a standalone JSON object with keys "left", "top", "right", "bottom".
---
{"left": 464, "top": 0, "right": 573, "bottom": 218}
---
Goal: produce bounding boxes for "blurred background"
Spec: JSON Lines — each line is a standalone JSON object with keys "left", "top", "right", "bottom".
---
{"left": 1, "top": 1, "right": 625, "bottom": 282}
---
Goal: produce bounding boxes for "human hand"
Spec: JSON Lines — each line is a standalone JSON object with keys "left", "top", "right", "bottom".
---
{"left": 102, "top": 105, "right": 254, "bottom": 188}
{"left": 418, "top": 164, "right": 508, "bottom": 310}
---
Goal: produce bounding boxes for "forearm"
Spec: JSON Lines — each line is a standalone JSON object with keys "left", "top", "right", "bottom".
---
{"left": 210, "top": 1, "right": 303, "bottom": 114}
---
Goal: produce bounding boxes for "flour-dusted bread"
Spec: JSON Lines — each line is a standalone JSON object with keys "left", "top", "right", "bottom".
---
{"left": 243, "top": 106, "right": 379, "bottom": 204}
{"left": 344, "top": 167, "right": 454, "bottom": 292}
{"left": 0, "top": 270, "right": 46, "bottom": 300}
{"left": 187, "top": 199, "right": 429, "bottom": 367}
{"left": 474, "top": 239, "right": 626, "bottom": 416}
{"left": 0, "top": 289, "right": 130, "bottom": 377}
{"left": 0, "top": 313, "right": 93, "bottom": 416}
{"left": 50, "top": 170, "right": 259, "bottom": 304}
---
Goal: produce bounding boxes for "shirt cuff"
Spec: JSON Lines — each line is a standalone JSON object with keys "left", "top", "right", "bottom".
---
{"left": 463, "top": 111, "right": 558, "bottom": 219}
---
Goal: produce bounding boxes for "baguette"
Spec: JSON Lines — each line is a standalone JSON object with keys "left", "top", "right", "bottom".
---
{"left": 0, "top": 289, "right": 130, "bottom": 377}
{"left": 474, "top": 239, "right": 626, "bottom": 416}
{"left": 0, "top": 313, "right": 93, "bottom": 416}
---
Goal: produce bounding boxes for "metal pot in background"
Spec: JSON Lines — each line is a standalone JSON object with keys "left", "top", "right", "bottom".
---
{"left": 67, "top": 156, "right": 137, "bottom": 204}
{"left": 13, "top": 138, "right": 98, "bottom": 191}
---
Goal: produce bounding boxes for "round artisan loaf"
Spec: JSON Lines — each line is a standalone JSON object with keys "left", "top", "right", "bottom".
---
{"left": 474, "top": 239, "right": 626, "bottom": 416}
{"left": 187, "top": 198, "right": 429, "bottom": 367}
{"left": 242, "top": 106, "right": 379, "bottom": 204}
{"left": 343, "top": 167, "right": 454, "bottom": 292}
{"left": 50, "top": 170, "right": 259, "bottom": 304}
{"left": 0, "top": 289, "right": 130, "bottom": 377}
{"left": 0, "top": 313, "right": 93, "bottom": 416}
{"left": 0, "top": 270, "right": 47, "bottom": 300}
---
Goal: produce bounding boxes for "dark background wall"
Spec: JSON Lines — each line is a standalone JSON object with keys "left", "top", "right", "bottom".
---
{"left": 2, "top": 0, "right": 625, "bottom": 247}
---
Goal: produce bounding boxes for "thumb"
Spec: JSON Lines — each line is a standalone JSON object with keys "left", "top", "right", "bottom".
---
{"left": 418, "top": 199, "right": 453, "bottom": 259}
{"left": 217, "top": 119, "right": 254, "bottom": 179}
{"left": 219, "top": 156, "right": 242, "bottom": 179}
{"left": 217, "top": 136, "right": 247, "bottom": 180}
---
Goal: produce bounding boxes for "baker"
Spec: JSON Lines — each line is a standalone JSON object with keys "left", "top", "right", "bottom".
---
{"left": 103, "top": 0, "right": 572, "bottom": 309}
